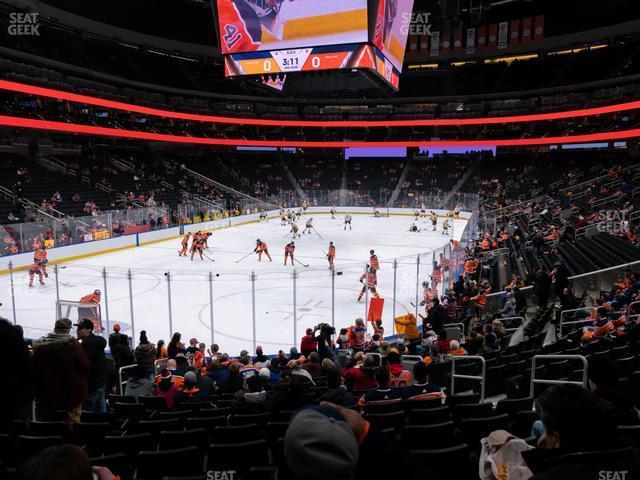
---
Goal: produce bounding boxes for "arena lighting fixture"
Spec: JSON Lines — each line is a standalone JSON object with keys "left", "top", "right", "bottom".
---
{"left": 1, "top": 79, "right": 639, "bottom": 128}
{"left": 1, "top": 114, "right": 639, "bottom": 147}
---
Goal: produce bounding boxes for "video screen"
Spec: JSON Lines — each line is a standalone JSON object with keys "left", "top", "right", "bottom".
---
{"left": 372, "top": 0, "right": 414, "bottom": 71}
{"left": 216, "top": 0, "right": 369, "bottom": 54}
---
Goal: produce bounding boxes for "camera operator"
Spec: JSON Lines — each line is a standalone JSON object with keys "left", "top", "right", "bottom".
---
{"left": 312, "top": 323, "right": 336, "bottom": 362}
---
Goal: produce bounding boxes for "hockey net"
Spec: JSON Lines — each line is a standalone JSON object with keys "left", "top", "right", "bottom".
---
{"left": 56, "top": 300, "right": 104, "bottom": 333}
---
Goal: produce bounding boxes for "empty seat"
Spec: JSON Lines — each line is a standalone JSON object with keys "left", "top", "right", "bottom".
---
{"left": 212, "top": 424, "right": 263, "bottom": 444}
{"left": 453, "top": 402, "right": 494, "bottom": 422}
{"left": 136, "top": 446, "right": 205, "bottom": 480}
{"left": 186, "top": 415, "right": 228, "bottom": 432}
{"left": 102, "top": 433, "right": 154, "bottom": 460}
{"left": 364, "top": 412, "right": 405, "bottom": 433}
{"left": 72, "top": 422, "right": 111, "bottom": 455}
{"left": 446, "top": 393, "right": 480, "bottom": 408}
{"left": 495, "top": 397, "right": 534, "bottom": 416}
{"left": 363, "top": 398, "right": 403, "bottom": 414}
{"left": 407, "top": 407, "right": 451, "bottom": 426}
{"left": 404, "top": 396, "right": 443, "bottom": 411}
{"left": 411, "top": 444, "right": 471, "bottom": 478}
{"left": 139, "top": 396, "right": 169, "bottom": 412}
{"left": 127, "top": 418, "right": 181, "bottom": 436}
{"left": 29, "top": 421, "right": 68, "bottom": 437}
{"left": 159, "top": 429, "right": 208, "bottom": 453}
{"left": 229, "top": 412, "right": 272, "bottom": 427}
{"left": 16, "top": 435, "right": 63, "bottom": 463}
{"left": 108, "top": 394, "right": 137, "bottom": 405}
{"left": 401, "top": 422, "right": 457, "bottom": 449}
{"left": 208, "top": 439, "right": 270, "bottom": 472}
{"left": 264, "top": 422, "right": 289, "bottom": 443}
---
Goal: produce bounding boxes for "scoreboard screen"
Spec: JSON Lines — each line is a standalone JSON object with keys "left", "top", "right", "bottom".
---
{"left": 216, "top": 0, "right": 368, "bottom": 54}
{"left": 371, "top": 0, "right": 414, "bottom": 71}
{"left": 215, "top": 0, "right": 411, "bottom": 89}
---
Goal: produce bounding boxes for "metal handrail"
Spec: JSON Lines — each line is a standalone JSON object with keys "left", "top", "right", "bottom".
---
{"left": 497, "top": 316, "right": 525, "bottom": 333}
{"left": 118, "top": 363, "right": 139, "bottom": 394}
{"left": 451, "top": 355, "right": 486, "bottom": 402}
{"left": 529, "top": 355, "right": 588, "bottom": 397}
{"left": 559, "top": 307, "right": 597, "bottom": 336}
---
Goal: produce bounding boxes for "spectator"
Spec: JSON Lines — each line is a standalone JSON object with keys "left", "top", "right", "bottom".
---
{"left": 449, "top": 340, "right": 467, "bottom": 356}
{"left": 220, "top": 363, "right": 245, "bottom": 394}
{"left": 155, "top": 369, "right": 177, "bottom": 409}
{"left": 206, "top": 358, "right": 230, "bottom": 387}
{"left": 134, "top": 330, "right": 156, "bottom": 376}
{"left": 426, "top": 297, "right": 446, "bottom": 333}
{"left": 156, "top": 339, "right": 168, "bottom": 359}
{"left": 387, "top": 350, "right": 411, "bottom": 388}
{"left": 362, "top": 366, "right": 401, "bottom": 402}
{"left": 167, "top": 332, "right": 184, "bottom": 359}
{"left": 534, "top": 266, "right": 552, "bottom": 309}
{"left": 499, "top": 291, "right": 517, "bottom": 318}
{"left": 464, "top": 330, "right": 485, "bottom": 355}
{"left": 254, "top": 345, "right": 269, "bottom": 368}
{"left": 342, "top": 354, "right": 378, "bottom": 391}
{"left": 32, "top": 318, "right": 89, "bottom": 425}
{"left": 313, "top": 323, "right": 337, "bottom": 362}
{"left": 18, "top": 444, "right": 117, "bottom": 480}
{"left": 401, "top": 361, "right": 440, "bottom": 398}
{"left": 174, "top": 371, "right": 210, "bottom": 406}
{"left": 301, "top": 352, "right": 323, "bottom": 378}
{"left": 285, "top": 403, "right": 438, "bottom": 480}
{"left": 76, "top": 319, "right": 107, "bottom": 413}
{"left": 300, "top": 328, "right": 318, "bottom": 357}
{"left": 523, "top": 384, "right": 640, "bottom": 478}
{"left": 124, "top": 365, "right": 154, "bottom": 397}
{"left": 0, "top": 319, "right": 33, "bottom": 429}
{"left": 588, "top": 360, "right": 639, "bottom": 425}
{"left": 107, "top": 323, "right": 123, "bottom": 353}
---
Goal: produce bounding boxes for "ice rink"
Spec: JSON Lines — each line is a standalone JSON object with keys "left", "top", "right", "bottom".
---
{"left": 0, "top": 212, "right": 468, "bottom": 354}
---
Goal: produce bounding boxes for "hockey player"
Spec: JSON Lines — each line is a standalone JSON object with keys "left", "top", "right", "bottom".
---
{"left": 286, "top": 210, "right": 294, "bottom": 223}
{"left": 190, "top": 234, "right": 204, "bottom": 260}
{"left": 303, "top": 218, "right": 314, "bottom": 235}
{"left": 203, "top": 232, "right": 212, "bottom": 249}
{"left": 79, "top": 289, "right": 103, "bottom": 332}
{"left": 34, "top": 245, "right": 48, "bottom": 277}
{"left": 358, "top": 269, "right": 380, "bottom": 301}
{"left": 442, "top": 219, "right": 450, "bottom": 235}
{"left": 414, "top": 209, "right": 420, "bottom": 221}
{"left": 284, "top": 241, "right": 295, "bottom": 266}
{"left": 254, "top": 239, "right": 272, "bottom": 261}
{"left": 330, "top": 206, "right": 337, "bottom": 219}
{"left": 302, "top": 199, "right": 309, "bottom": 213}
{"left": 430, "top": 212, "right": 438, "bottom": 231}
{"left": 179, "top": 232, "right": 191, "bottom": 257}
{"left": 344, "top": 214, "right": 352, "bottom": 231}
{"left": 327, "top": 241, "right": 336, "bottom": 269}
{"left": 258, "top": 209, "right": 268, "bottom": 222}
{"left": 289, "top": 222, "right": 300, "bottom": 238}
{"left": 280, "top": 209, "right": 287, "bottom": 226}
{"left": 420, "top": 203, "right": 427, "bottom": 218}
{"left": 369, "top": 250, "right": 380, "bottom": 273}
{"left": 409, "top": 222, "right": 420, "bottom": 233}
{"left": 28, "top": 262, "right": 44, "bottom": 287}
{"left": 373, "top": 208, "right": 380, "bottom": 218}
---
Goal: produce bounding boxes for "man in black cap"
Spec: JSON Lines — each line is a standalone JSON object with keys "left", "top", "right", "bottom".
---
{"left": 76, "top": 318, "right": 107, "bottom": 413}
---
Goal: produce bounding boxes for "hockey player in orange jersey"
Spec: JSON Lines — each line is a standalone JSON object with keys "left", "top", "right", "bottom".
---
{"left": 284, "top": 241, "right": 295, "bottom": 266}
{"left": 28, "top": 262, "right": 44, "bottom": 287}
{"left": 33, "top": 246, "right": 48, "bottom": 277}
{"left": 191, "top": 234, "right": 204, "bottom": 260}
{"left": 358, "top": 269, "right": 380, "bottom": 301}
{"left": 254, "top": 239, "right": 272, "bottom": 261}
{"left": 327, "top": 242, "right": 336, "bottom": 269}
{"left": 179, "top": 232, "right": 192, "bottom": 257}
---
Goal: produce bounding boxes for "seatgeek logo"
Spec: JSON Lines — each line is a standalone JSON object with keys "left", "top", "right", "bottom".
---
{"left": 8, "top": 12, "right": 40, "bottom": 36}
{"left": 401, "top": 12, "right": 432, "bottom": 36}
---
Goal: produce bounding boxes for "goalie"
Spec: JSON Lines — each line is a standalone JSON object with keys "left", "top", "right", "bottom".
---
{"left": 79, "top": 289, "right": 104, "bottom": 333}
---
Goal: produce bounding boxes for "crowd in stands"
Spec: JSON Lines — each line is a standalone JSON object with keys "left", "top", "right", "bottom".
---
{"left": 1, "top": 258, "right": 640, "bottom": 478}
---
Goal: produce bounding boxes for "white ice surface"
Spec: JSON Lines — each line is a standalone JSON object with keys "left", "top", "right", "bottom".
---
{"left": 0, "top": 214, "right": 467, "bottom": 354}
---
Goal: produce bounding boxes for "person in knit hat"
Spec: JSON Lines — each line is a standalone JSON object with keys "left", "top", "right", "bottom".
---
{"left": 285, "top": 403, "right": 438, "bottom": 480}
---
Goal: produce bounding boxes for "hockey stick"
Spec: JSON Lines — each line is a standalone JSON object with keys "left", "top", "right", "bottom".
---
{"left": 294, "top": 257, "right": 309, "bottom": 268}
{"left": 312, "top": 227, "right": 323, "bottom": 240}
{"left": 203, "top": 252, "right": 215, "bottom": 262}
{"left": 235, "top": 251, "right": 255, "bottom": 263}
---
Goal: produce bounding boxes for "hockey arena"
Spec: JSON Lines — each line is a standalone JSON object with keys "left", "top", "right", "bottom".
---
{"left": 0, "top": 208, "right": 470, "bottom": 354}
{"left": 2, "top": 0, "right": 640, "bottom": 478}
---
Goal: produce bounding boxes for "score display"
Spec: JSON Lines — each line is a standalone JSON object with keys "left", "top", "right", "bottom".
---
{"left": 224, "top": 43, "right": 400, "bottom": 89}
